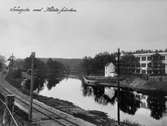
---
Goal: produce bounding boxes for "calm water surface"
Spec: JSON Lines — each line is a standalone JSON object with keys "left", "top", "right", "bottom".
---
{"left": 39, "top": 78, "right": 167, "bottom": 126}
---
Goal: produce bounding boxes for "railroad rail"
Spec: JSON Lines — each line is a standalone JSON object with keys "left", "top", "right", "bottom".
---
{"left": 0, "top": 80, "right": 95, "bottom": 126}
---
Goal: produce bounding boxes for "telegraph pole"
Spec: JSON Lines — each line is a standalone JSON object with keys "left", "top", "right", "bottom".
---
{"left": 29, "top": 52, "right": 35, "bottom": 121}
{"left": 117, "top": 48, "right": 120, "bottom": 125}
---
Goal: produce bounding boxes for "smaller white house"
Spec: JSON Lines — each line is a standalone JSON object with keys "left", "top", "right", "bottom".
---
{"left": 105, "top": 62, "right": 117, "bottom": 77}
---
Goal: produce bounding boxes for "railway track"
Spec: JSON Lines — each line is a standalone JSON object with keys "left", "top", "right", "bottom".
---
{"left": 18, "top": 96, "right": 80, "bottom": 126}
{"left": 0, "top": 83, "right": 92, "bottom": 126}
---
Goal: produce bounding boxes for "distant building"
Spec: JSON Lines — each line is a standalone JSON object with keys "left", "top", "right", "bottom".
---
{"left": 133, "top": 52, "right": 167, "bottom": 74}
{"left": 105, "top": 62, "right": 117, "bottom": 77}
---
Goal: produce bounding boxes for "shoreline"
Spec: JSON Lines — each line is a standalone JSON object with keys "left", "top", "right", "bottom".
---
{"left": 82, "top": 75, "right": 167, "bottom": 95}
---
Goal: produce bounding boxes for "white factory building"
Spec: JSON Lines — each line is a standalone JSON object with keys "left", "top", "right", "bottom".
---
{"left": 133, "top": 52, "right": 167, "bottom": 74}
{"left": 104, "top": 62, "right": 117, "bottom": 77}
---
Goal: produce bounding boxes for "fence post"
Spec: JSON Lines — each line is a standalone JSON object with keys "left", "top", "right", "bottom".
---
{"left": 6, "top": 95, "right": 15, "bottom": 114}
{"left": 117, "top": 48, "right": 120, "bottom": 126}
{"left": 3, "top": 95, "right": 15, "bottom": 126}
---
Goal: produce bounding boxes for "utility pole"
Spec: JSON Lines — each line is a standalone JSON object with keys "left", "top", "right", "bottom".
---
{"left": 117, "top": 48, "right": 120, "bottom": 125}
{"left": 29, "top": 52, "right": 35, "bottom": 121}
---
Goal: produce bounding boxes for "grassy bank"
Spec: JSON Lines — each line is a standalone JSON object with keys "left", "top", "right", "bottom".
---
{"left": 120, "top": 76, "right": 167, "bottom": 94}
{"left": 84, "top": 75, "right": 167, "bottom": 94}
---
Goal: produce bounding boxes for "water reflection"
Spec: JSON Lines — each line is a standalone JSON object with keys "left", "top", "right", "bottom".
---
{"left": 81, "top": 82, "right": 166, "bottom": 120}
{"left": 119, "top": 90, "right": 140, "bottom": 115}
{"left": 147, "top": 93, "right": 166, "bottom": 120}
{"left": 82, "top": 84, "right": 117, "bottom": 105}
{"left": 46, "top": 76, "right": 65, "bottom": 90}
{"left": 39, "top": 78, "right": 167, "bottom": 126}
{"left": 22, "top": 70, "right": 66, "bottom": 92}
{"left": 82, "top": 84, "right": 94, "bottom": 97}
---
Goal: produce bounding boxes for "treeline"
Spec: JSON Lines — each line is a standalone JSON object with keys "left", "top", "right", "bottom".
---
{"left": 82, "top": 52, "right": 116, "bottom": 75}
{"left": 0, "top": 55, "right": 5, "bottom": 71}
{"left": 123, "top": 49, "right": 167, "bottom": 54}
{"left": 82, "top": 51, "right": 166, "bottom": 76}
{"left": 6, "top": 56, "right": 67, "bottom": 92}
{"left": 82, "top": 52, "right": 139, "bottom": 76}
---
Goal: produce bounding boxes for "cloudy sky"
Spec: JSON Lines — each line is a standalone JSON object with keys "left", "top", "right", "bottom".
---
{"left": 0, "top": 0, "right": 167, "bottom": 59}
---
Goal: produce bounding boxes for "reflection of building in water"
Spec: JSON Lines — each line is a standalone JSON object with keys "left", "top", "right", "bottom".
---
{"left": 133, "top": 91, "right": 167, "bottom": 117}
{"left": 104, "top": 62, "right": 117, "bottom": 77}
{"left": 140, "top": 98, "right": 148, "bottom": 109}
{"left": 133, "top": 91, "right": 148, "bottom": 108}
{"left": 96, "top": 96, "right": 108, "bottom": 104}
{"left": 104, "top": 87, "right": 115, "bottom": 99}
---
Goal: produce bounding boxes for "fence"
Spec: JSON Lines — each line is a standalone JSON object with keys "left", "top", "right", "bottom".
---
{"left": 0, "top": 95, "right": 24, "bottom": 126}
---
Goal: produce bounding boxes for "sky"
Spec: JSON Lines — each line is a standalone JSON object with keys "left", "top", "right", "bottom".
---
{"left": 0, "top": 0, "right": 167, "bottom": 59}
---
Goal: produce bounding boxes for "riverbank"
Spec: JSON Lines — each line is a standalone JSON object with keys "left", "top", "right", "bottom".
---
{"left": 29, "top": 94, "right": 143, "bottom": 126}
{"left": 121, "top": 76, "right": 167, "bottom": 94}
{"left": 6, "top": 77, "right": 143, "bottom": 126}
{"left": 83, "top": 75, "right": 167, "bottom": 94}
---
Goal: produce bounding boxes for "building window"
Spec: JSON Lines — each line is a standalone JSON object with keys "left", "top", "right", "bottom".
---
{"left": 142, "top": 57, "right": 146, "bottom": 61}
{"left": 141, "top": 63, "right": 146, "bottom": 67}
{"left": 148, "top": 63, "right": 151, "bottom": 67}
{"left": 161, "top": 56, "right": 165, "bottom": 60}
{"left": 147, "top": 56, "right": 151, "bottom": 61}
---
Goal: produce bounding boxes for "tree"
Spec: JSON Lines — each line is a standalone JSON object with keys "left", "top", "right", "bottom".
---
{"left": 165, "top": 48, "right": 167, "bottom": 52}
{"left": 46, "top": 58, "right": 66, "bottom": 89}
{"left": 149, "top": 52, "right": 165, "bottom": 75}
{"left": 119, "top": 54, "right": 140, "bottom": 75}
{"left": 8, "top": 54, "right": 16, "bottom": 71}
{"left": 82, "top": 56, "right": 94, "bottom": 75}
{"left": 0, "top": 55, "right": 6, "bottom": 72}
{"left": 23, "top": 56, "right": 46, "bottom": 91}
{"left": 93, "top": 52, "right": 116, "bottom": 74}
{"left": 82, "top": 52, "right": 116, "bottom": 75}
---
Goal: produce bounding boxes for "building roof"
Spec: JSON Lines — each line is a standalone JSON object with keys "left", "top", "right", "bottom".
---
{"left": 133, "top": 52, "right": 167, "bottom": 57}
{"left": 105, "top": 62, "right": 115, "bottom": 67}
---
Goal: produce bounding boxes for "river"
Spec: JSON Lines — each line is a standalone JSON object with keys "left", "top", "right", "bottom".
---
{"left": 39, "top": 78, "right": 167, "bottom": 126}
